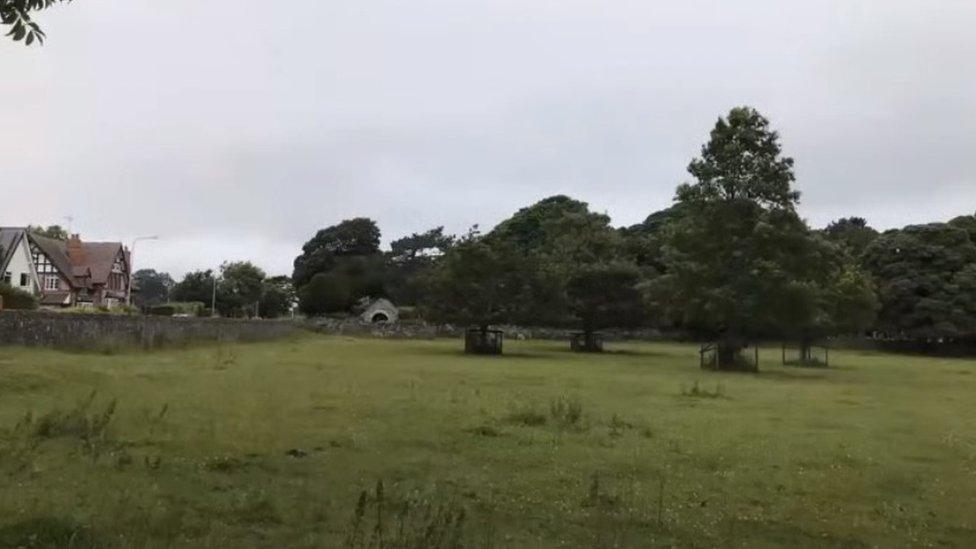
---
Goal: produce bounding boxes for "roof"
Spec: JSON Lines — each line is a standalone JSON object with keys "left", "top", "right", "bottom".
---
{"left": 81, "top": 242, "right": 125, "bottom": 285}
{"left": 26, "top": 233, "right": 126, "bottom": 289}
{"left": 0, "top": 227, "right": 27, "bottom": 273}
{"left": 28, "top": 233, "right": 75, "bottom": 282}
{"left": 39, "top": 292, "right": 71, "bottom": 305}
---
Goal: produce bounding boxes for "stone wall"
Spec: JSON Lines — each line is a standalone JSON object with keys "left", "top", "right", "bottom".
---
{"left": 0, "top": 311, "right": 301, "bottom": 351}
{"left": 308, "top": 318, "right": 667, "bottom": 341}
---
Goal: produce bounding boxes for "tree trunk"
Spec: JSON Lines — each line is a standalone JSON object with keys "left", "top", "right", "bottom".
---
{"left": 800, "top": 338, "right": 812, "bottom": 364}
{"left": 465, "top": 324, "right": 502, "bottom": 355}
{"left": 715, "top": 338, "right": 755, "bottom": 371}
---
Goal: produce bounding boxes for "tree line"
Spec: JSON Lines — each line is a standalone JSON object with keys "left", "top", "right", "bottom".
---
{"left": 139, "top": 107, "right": 976, "bottom": 366}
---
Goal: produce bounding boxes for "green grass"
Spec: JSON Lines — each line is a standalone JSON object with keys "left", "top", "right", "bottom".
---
{"left": 0, "top": 335, "right": 975, "bottom": 547}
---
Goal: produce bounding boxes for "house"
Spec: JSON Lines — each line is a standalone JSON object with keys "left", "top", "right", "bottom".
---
{"left": 0, "top": 228, "right": 131, "bottom": 308}
{"left": 0, "top": 228, "right": 38, "bottom": 295}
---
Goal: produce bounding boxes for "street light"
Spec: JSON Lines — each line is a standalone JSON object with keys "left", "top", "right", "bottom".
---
{"left": 127, "top": 235, "right": 160, "bottom": 306}
{"left": 211, "top": 270, "right": 218, "bottom": 317}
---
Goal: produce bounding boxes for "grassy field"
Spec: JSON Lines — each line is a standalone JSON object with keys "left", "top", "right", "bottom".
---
{"left": 0, "top": 335, "right": 974, "bottom": 548}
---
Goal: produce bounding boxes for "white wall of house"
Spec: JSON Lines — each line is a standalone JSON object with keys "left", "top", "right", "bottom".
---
{"left": 3, "top": 237, "right": 39, "bottom": 295}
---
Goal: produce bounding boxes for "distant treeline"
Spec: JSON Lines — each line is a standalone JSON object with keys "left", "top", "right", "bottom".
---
{"left": 142, "top": 108, "right": 975, "bottom": 357}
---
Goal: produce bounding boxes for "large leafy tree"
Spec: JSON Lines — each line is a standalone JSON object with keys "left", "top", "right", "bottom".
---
{"left": 298, "top": 272, "right": 352, "bottom": 317}
{"left": 862, "top": 223, "right": 976, "bottom": 341}
{"left": 487, "top": 195, "right": 593, "bottom": 251}
{"left": 385, "top": 227, "right": 454, "bottom": 305}
{"left": 293, "top": 218, "right": 386, "bottom": 315}
{"left": 949, "top": 212, "right": 976, "bottom": 244}
{"left": 297, "top": 255, "right": 387, "bottom": 316}
{"left": 566, "top": 262, "right": 643, "bottom": 349}
{"left": 171, "top": 270, "right": 216, "bottom": 306}
{"left": 293, "top": 218, "right": 381, "bottom": 288}
{"left": 1, "top": 0, "right": 70, "bottom": 45}
{"left": 822, "top": 217, "right": 879, "bottom": 260}
{"left": 484, "top": 195, "right": 631, "bottom": 328}
{"left": 829, "top": 265, "right": 881, "bottom": 336}
{"left": 131, "top": 269, "right": 175, "bottom": 308}
{"left": 650, "top": 107, "right": 843, "bottom": 369}
{"left": 424, "top": 231, "right": 535, "bottom": 332}
{"left": 216, "top": 261, "right": 266, "bottom": 317}
{"left": 259, "top": 275, "right": 296, "bottom": 319}
{"left": 618, "top": 205, "right": 688, "bottom": 285}
{"left": 27, "top": 224, "right": 68, "bottom": 240}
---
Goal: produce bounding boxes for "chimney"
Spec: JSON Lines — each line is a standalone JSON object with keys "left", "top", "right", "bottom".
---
{"left": 66, "top": 234, "right": 86, "bottom": 265}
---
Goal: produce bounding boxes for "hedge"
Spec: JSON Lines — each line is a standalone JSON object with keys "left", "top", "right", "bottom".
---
{"left": 0, "top": 283, "right": 38, "bottom": 310}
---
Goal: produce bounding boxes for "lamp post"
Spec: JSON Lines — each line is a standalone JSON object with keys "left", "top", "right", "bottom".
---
{"left": 211, "top": 271, "right": 218, "bottom": 317}
{"left": 126, "top": 235, "right": 160, "bottom": 306}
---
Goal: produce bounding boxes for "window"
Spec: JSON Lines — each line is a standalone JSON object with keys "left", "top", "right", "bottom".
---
{"left": 2, "top": 272, "right": 9, "bottom": 285}
{"left": 44, "top": 276, "right": 59, "bottom": 291}
{"left": 20, "top": 273, "right": 28, "bottom": 287}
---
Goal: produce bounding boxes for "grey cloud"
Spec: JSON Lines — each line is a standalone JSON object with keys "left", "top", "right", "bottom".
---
{"left": 1, "top": 0, "right": 974, "bottom": 277}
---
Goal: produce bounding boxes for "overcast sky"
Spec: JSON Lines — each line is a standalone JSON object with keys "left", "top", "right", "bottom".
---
{"left": 1, "top": 1, "right": 974, "bottom": 278}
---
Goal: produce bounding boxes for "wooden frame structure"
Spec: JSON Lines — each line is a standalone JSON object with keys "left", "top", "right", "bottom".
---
{"left": 464, "top": 328, "right": 504, "bottom": 355}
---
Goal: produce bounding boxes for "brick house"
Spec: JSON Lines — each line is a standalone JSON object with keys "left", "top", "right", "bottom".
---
{"left": 0, "top": 228, "right": 131, "bottom": 308}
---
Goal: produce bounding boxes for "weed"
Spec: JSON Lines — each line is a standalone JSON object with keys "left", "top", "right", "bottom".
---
{"left": 503, "top": 402, "right": 547, "bottom": 427}
{"left": 213, "top": 346, "right": 238, "bottom": 370}
{"left": 344, "top": 480, "right": 471, "bottom": 548}
{"left": 549, "top": 395, "right": 584, "bottom": 428}
{"left": 204, "top": 456, "right": 246, "bottom": 473}
{"left": 0, "top": 516, "right": 99, "bottom": 548}
{"left": 607, "top": 413, "right": 635, "bottom": 437}
{"left": 13, "top": 391, "right": 118, "bottom": 462}
{"left": 234, "top": 492, "right": 281, "bottom": 525}
{"left": 680, "top": 380, "right": 725, "bottom": 399}
{"left": 466, "top": 425, "right": 502, "bottom": 437}
{"left": 581, "top": 474, "right": 618, "bottom": 510}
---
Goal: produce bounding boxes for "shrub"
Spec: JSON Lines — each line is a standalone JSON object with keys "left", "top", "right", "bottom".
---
{"left": 504, "top": 403, "right": 547, "bottom": 427}
{"left": 549, "top": 395, "right": 584, "bottom": 427}
{"left": 345, "top": 480, "right": 471, "bottom": 548}
{"left": 299, "top": 272, "right": 354, "bottom": 316}
{"left": 148, "top": 305, "right": 175, "bottom": 317}
{"left": 0, "top": 283, "right": 38, "bottom": 310}
{"left": 0, "top": 517, "right": 98, "bottom": 548}
{"left": 680, "top": 380, "right": 725, "bottom": 399}
{"left": 172, "top": 301, "right": 206, "bottom": 316}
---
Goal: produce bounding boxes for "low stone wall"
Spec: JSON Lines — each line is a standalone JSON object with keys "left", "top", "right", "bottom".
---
{"left": 308, "top": 318, "right": 666, "bottom": 341}
{"left": 0, "top": 311, "right": 301, "bottom": 351}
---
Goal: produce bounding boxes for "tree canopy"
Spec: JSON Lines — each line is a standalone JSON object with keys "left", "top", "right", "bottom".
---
{"left": 293, "top": 218, "right": 381, "bottom": 289}
{"left": 385, "top": 227, "right": 455, "bottom": 306}
{"left": 566, "top": 262, "right": 644, "bottom": 336}
{"left": 170, "top": 270, "right": 215, "bottom": 307}
{"left": 649, "top": 107, "right": 872, "bottom": 367}
{"left": 678, "top": 107, "right": 799, "bottom": 209}
{"left": 216, "top": 261, "right": 266, "bottom": 317}
{"left": 424, "top": 232, "right": 536, "bottom": 330}
{"left": 131, "top": 269, "right": 174, "bottom": 308}
{"left": 293, "top": 218, "right": 386, "bottom": 314}
{"left": 27, "top": 224, "right": 68, "bottom": 240}
{"left": 823, "top": 217, "right": 879, "bottom": 259}
{"left": 259, "top": 275, "right": 296, "bottom": 319}
{"left": 862, "top": 223, "right": 976, "bottom": 341}
{"left": 2, "top": 0, "right": 70, "bottom": 45}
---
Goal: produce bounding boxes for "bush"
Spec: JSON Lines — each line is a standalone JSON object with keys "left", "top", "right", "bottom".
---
{"left": 148, "top": 305, "right": 175, "bottom": 317}
{"left": 299, "top": 272, "right": 353, "bottom": 316}
{"left": 0, "top": 283, "right": 38, "bottom": 310}
{"left": 171, "top": 302, "right": 205, "bottom": 316}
